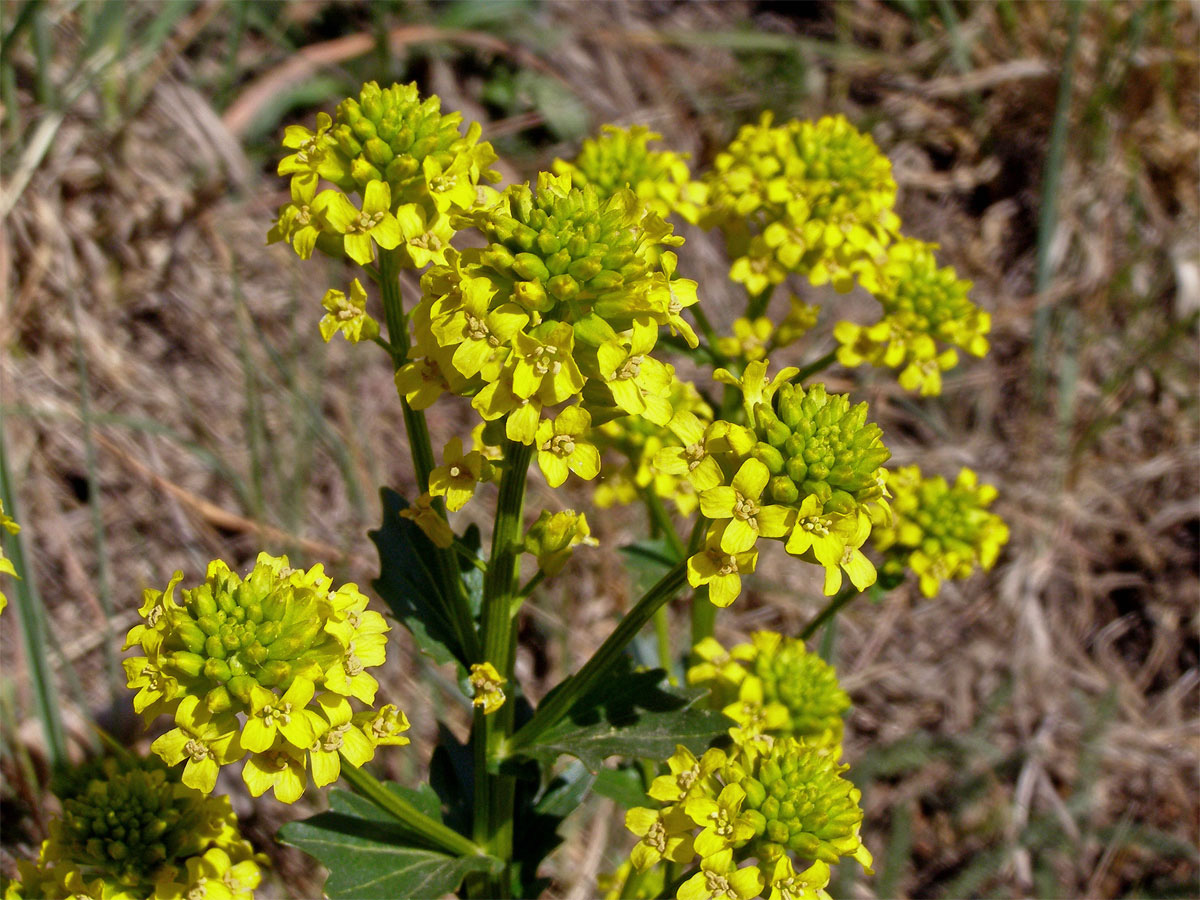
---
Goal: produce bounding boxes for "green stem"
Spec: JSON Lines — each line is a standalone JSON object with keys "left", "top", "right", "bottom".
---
{"left": 474, "top": 438, "right": 533, "bottom": 897}
{"left": 792, "top": 349, "right": 839, "bottom": 385}
{"left": 378, "top": 250, "right": 480, "bottom": 663}
{"left": 641, "top": 490, "right": 684, "bottom": 681}
{"left": 508, "top": 560, "right": 687, "bottom": 754}
{"left": 684, "top": 516, "right": 717, "bottom": 648}
{"left": 745, "top": 285, "right": 774, "bottom": 320}
{"left": 799, "top": 585, "right": 860, "bottom": 641}
{"left": 340, "top": 763, "right": 485, "bottom": 858}
{"left": 688, "top": 303, "right": 726, "bottom": 367}
{"left": 517, "top": 569, "right": 545, "bottom": 599}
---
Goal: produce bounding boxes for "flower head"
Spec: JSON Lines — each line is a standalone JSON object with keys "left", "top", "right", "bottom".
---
{"left": 872, "top": 465, "right": 1009, "bottom": 596}
{"left": 553, "top": 124, "right": 704, "bottom": 221}
{"left": 6, "top": 754, "right": 263, "bottom": 899}
{"left": 700, "top": 113, "right": 900, "bottom": 295}
{"left": 124, "top": 553, "right": 402, "bottom": 803}
{"left": 0, "top": 499, "right": 20, "bottom": 616}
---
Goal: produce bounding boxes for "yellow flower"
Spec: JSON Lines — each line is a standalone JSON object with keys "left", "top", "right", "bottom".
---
{"left": 677, "top": 848, "right": 763, "bottom": 900}
{"left": 242, "top": 740, "right": 308, "bottom": 804}
{"left": 716, "top": 317, "right": 773, "bottom": 362}
{"left": 648, "top": 745, "right": 727, "bottom": 805}
{"left": 686, "top": 528, "right": 758, "bottom": 608}
{"left": 0, "top": 499, "right": 19, "bottom": 615}
{"left": 523, "top": 510, "right": 596, "bottom": 577}
{"left": 469, "top": 662, "right": 506, "bottom": 715}
{"left": 596, "top": 320, "right": 675, "bottom": 426}
{"left": 534, "top": 406, "right": 601, "bottom": 488}
{"left": 319, "top": 278, "right": 379, "bottom": 343}
{"left": 399, "top": 493, "right": 454, "bottom": 548}
{"left": 765, "top": 857, "right": 832, "bottom": 900}
{"left": 240, "top": 677, "right": 317, "bottom": 754}
{"left": 699, "top": 459, "right": 793, "bottom": 555}
{"left": 355, "top": 704, "right": 412, "bottom": 749}
{"left": 429, "top": 437, "right": 495, "bottom": 511}
{"left": 321, "top": 181, "right": 411, "bottom": 265}
{"left": 150, "top": 697, "right": 242, "bottom": 794}
{"left": 306, "top": 694, "right": 375, "bottom": 787}
{"left": 625, "top": 805, "right": 695, "bottom": 871}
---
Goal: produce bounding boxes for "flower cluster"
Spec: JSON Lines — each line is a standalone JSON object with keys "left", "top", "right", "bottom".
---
{"left": 123, "top": 553, "right": 410, "bottom": 803}
{"left": 625, "top": 738, "right": 869, "bottom": 900}
{"left": 3, "top": 754, "right": 263, "bottom": 900}
{"left": 269, "top": 81, "right": 499, "bottom": 268}
{"left": 688, "top": 632, "right": 850, "bottom": 748}
{"left": 397, "top": 172, "right": 697, "bottom": 447}
{"left": 0, "top": 499, "right": 18, "bottom": 615}
{"left": 679, "top": 362, "right": 891, "bottom": 605}
{"left": 871, "top": 465, "right": 1009, "bottom": 597}
{"left": 698, "top": 113, "right": 900, "bottom": 295}
{"left": 593, "top": 380, "right": 713, "bottom": 516}
{"left": 552, "top": 124, "right": 704, "bottom": 220}
{"left": 834, "top": 239, "right": 990, "bottom": 396}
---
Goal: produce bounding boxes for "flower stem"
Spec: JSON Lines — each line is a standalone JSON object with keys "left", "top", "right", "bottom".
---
{"left": 507, "top": 560, "right": 687, "bottom": 754}
{"left": 799, "top": 584, "right": 860, "bottom": 641}
{"left": 377, "top": 249, "right": 480, "bottom": 662}
{"left": 792, "top": 349, "right": 839, "bottom": 385}
{"left": 340, "top": 762, "right": 485, "bottom": 859}
{"left": 641, "top": 489, "right": 684, "bottom": 681}
{"left": 474, "top": 437, "right": 533, "bottom": 897}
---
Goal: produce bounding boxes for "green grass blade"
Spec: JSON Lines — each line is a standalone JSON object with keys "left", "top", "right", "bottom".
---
{"left": 0, "top": 416, "right": 66, "bottom": 769}
{"left": 1032, "top": 0, "right": 1084, "bottom": 401}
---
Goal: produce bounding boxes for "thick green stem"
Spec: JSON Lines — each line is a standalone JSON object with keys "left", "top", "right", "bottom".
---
{"left": 474, "top": 438, "right": 533, "bottom": 897}
{"left": 340, "top": 762, "right": 484, "bottom": 858}
{"left": 799, "top": 585, "right": 860, "bottom": 641}
{"left": 508, "top": 561, "right": 687, "bottom": 754}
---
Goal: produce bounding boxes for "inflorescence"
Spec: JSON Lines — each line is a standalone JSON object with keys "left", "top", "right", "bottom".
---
{"left": 124, "top": 553, "right": 409, "bottom": 804}
{"left": 3, "top": 754, "right": 264, "bottom": 900}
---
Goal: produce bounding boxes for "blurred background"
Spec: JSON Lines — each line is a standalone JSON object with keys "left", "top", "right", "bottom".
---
{"left": 1, "top": 1, "right": 1197, "bottom": 897}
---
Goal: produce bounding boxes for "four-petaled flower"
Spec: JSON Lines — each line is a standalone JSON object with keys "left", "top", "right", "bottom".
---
{"left": 469, "top": 662, "right": 506, "bottom": 715}
{"left": 534, "top": 406, "right": 601, "bottom": 488}
{"left": 322, "top": 180, "right": 410, "bottom": 265}
{"left": 687, "top": 528, "right": 759, "bottom": 608}
{"left": 319, "top": 279, "right": 379, "bottom": 343}
{"left": 700, "top": 459, "right": 793, "bottom": 554}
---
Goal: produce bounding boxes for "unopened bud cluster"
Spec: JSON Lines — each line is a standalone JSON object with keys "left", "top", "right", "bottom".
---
{"left": 688, "top": 632, "right": 850, "bottom": 748}
{"left": 553, "top": 124, "right": 704, "bottom": 221}
{"left": 3, "top": 755, "right": 263, "bottom": 900}
{"left": 678, "top": 362, "right": 891, "bottom": 605}
{"left": 124, "top": 553, "right": 409, "bottom": 803}
{"left": 872, "top": 465, "right": 1009, "bottom": 597}
{"left": 270, "top": 81, "right": 499, "bottom": 268}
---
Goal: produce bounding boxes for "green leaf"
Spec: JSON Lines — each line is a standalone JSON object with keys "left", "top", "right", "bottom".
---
{"left": 621, "top": 536, "right": 681, "bottom": 596}
{"left": 513, "top": 665, "right": 731, "bottom": 772}
{"left": 279, "top": 788, "right": 500, "bottom": 900}
{"left": 369, "top": 489, "right": 467, "bottom": 668}
{"left": 593, "top": 764, "right": 649, "bottom": 810}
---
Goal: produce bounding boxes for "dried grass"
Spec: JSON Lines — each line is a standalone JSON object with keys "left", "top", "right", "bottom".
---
{"left": 1, "top": 1, "right": 1196, "bottom": 897}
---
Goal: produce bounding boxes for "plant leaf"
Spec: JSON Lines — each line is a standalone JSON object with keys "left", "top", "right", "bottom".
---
{"left": 593, "top": 764, "right": 650, "bottom": 809}
{"left": 279, "top": 789, "right": 500, "bottom": 900}
{"left": 513, "top": 665, "right": 731, "bottom": 772}
{"left": 369, "top": 488, "right": 466, "bottom": 668}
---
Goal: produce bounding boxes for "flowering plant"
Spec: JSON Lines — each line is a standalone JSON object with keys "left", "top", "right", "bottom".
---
{"left": 6, "top": 84, "right": 1008, "bottom": 900}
